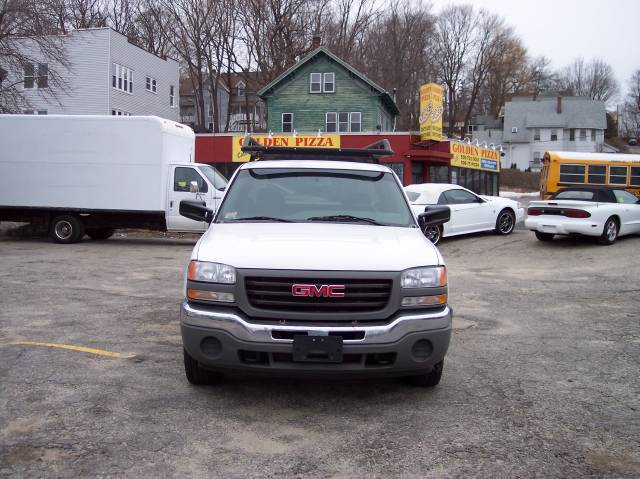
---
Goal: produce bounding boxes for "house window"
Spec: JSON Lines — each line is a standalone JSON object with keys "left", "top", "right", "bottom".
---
{"left": 569, "top": 129, "right": 575, "bottom": 141}
{"left": 579, "top": 128, "right": 586, "bottom": 140}
{"left": 587, "top": 165, "right": 606, "bottom": 184}
{"left": 550, "top": 129, "right": 558, "bottom": 141}
{"left": 534, "top": 128, "right": 540, "bottom": 141}
{"left": 350, "top": 112, "right": 361, "bottom": 132}
{"left": 282, "top": 112, "right": 293, "bottom": 132}
{"left": 467, "top": 125, "right": 474, "bottom": 133}
{"left": 23, "top": 63, "right": 48, "bottom": 89}
{"left": 310, "top": 73, "right": 322, "bottom": 93}
{"left": 326, "top": 112, "right": 337, "bottom": 132}
{"left": 338, "top": 112, "right": 349, "bottom": 132}
{"left": 113, "top": 63, "right": 133, "bottom": 93}
{"left": 170, "top": 85, "right": 175, "bottom": 107}
{"left": 591, "top": 129, "right": 596, "bottom": 141}
{"left": 323, "top": 73, "right": 335, "bottom": 93}
{"left": 533, "top": 151, "right": 541, "bottom": 166}
{"left": 146, "top": 76, "right": 157, "bottom": 93}
{"left": 236, "top": 81, "right": 245, "bottom": 97}
{"left": 559, "top": 164, "right": 585, "bottom": 183}
{"left": 609, "top": 166, "right": 628, "bottom": 185}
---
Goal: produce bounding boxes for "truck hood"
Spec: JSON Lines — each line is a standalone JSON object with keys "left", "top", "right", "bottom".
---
{"left": 195, "top": 223, "right": 442, "bottom": 271}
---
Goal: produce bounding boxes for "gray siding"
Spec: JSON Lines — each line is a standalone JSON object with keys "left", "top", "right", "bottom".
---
{"left": 12, "top": 29, "right": 110, "bottom": 114}
{"left": 108, "top": 30, "right": 179, "bottom": 121}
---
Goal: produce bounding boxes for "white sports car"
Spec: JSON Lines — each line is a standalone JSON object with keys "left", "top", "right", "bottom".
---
{"left": 525, "top": 186, "right": 640, "bottom": 245}
{"left": 405, "top": 183, "right": 525, "bottom": 244}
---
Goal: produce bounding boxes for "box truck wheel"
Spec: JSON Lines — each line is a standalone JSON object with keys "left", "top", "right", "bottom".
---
{"left": 86, "top": 228, "right": 115, "bottom": 241}
{"left": 50, "top": 215, "right": 85, "bottom": 244}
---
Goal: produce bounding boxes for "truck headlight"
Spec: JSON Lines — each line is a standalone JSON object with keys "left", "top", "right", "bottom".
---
{"left": 188, "top": 260, "right": 236, "bottom": 284}
{"left": 401, "top": 266, "right": 446, "bottom": 288}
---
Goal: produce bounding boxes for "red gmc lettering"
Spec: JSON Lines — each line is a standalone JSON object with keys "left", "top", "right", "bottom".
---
{"left": 291, "top": 284, "right": 345, "bottom": 298}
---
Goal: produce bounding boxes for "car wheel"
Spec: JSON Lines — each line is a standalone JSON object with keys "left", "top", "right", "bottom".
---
{"left": 183, "top": 348, "right": 223, "bottom": 385}
{"left": 86, "top": 228, "right": 115, "bottom": 240}
{"left": 495, "top": 209, "right": 515, "bottom": 235}
{"left": 404, "top": 360, "right": 444, "bottom": 387}
{"left": 598, "top": 217, "right": 618, "bottom": 245}
{"left": 535, "top": 231, "right": 554, "bottom": 242}
{"left": 50, "top": 215, "right": 85, "bottom": 244}
{"left": 423, "top": 224, "right": 442, "bottom": 245}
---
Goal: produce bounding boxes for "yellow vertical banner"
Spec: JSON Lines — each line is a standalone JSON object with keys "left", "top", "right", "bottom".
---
{"left": 419, "top": 83, "right": 443, "bottom": 141}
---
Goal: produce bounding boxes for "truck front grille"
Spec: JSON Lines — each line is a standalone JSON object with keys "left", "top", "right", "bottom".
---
{"left": 245, "top": 276, "right": 392, "bottom": 314}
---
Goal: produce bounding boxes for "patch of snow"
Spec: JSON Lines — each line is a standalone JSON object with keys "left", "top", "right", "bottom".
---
{"left": 499, "top": 191, "right": 539, "bottom": 199}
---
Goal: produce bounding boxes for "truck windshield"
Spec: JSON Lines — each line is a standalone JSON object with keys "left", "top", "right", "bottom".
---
{"left": 198, "top": 165, "right": 228, "bottom": 190}
{"left": 216, "top": 168, "right": 414, "bottom": 227}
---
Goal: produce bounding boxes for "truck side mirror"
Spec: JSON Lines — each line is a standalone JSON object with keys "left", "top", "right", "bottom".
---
{"left": 189, "top": 180, "right": 199, "bottom": 193}
{"left": 180, "top": 200, "right": 213, "bottom": 223}
{"left": 418, "top": 205, "right": 450, "bottom": 228}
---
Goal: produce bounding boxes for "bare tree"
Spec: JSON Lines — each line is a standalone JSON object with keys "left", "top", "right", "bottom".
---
{"left": 621, "top": 68, "right": 640, "bottom": 138}
{"left": 557, "top": 58, "right": 619, "bottom": 102}
{"left": 356, "top": 0, "right": 435, "bottom": 130}
{"left": 323, "top": 0, "right": 380, "bottom": 62}
{"left": 0, "top": 0, "right": 69, "bottom": 112}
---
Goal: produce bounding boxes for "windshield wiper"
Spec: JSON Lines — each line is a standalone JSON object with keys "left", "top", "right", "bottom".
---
{"left": 306, "top": 214, "right": 383, "bottom": 225}
{"left": 228, "top": 216, "right": 293, "bottom": 222}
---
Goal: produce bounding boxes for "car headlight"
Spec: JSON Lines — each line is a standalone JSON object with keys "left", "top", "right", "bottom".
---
{"left": 187, "top": 260, "right": 236, "bottom": 284}
{"left": 401, "top": 266, "right": 447, "bottom": 288}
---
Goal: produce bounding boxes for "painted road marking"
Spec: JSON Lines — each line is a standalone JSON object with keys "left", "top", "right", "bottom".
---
{"left": 7, "top": 341, "right": 136, "bottom": 359}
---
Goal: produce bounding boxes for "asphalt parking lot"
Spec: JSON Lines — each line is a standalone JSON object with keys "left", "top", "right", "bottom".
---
{"left": 1, "top": 222, "right": 639, "bottom": 478}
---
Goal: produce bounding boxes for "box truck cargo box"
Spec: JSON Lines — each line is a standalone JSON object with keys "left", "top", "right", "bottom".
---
{"left": 0, "top": 115, "right": 227, "bottom": 243}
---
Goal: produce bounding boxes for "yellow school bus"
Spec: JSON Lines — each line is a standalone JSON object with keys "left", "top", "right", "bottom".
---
{"left": 540, "top": 151, "right": 640, "bottom": 199}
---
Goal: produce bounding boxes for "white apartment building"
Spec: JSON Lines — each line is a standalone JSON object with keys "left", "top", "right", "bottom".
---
{"left": 471, "top": 94, "right": 607, "bottom": 171}
{"left": 9, "top": 28, "right": 179, "bottom": 120}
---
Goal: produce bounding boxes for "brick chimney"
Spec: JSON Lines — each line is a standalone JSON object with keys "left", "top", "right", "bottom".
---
{"left": 557, "top": 96, "right": 562, "bottom": 114}
{"left": 312, "top": 35, "right": 321, "bottom": 49}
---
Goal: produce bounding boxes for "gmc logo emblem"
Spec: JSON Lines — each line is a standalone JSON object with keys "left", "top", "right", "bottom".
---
{"left": 291, "top": 284, "right": 345, "bottom": 298}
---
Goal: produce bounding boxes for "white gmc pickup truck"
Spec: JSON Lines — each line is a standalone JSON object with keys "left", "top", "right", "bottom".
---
{"left": 178, "top": 140, "right": 452, "bottom": 387}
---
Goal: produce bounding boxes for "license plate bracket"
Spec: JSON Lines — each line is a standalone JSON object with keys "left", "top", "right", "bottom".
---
{"left": 292, "top": 335, "right": 343, "bottom": 363}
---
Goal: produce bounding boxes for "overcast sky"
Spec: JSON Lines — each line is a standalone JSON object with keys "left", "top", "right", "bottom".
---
{"left": 429, "top": 0, "right": 640, "bottom": 101}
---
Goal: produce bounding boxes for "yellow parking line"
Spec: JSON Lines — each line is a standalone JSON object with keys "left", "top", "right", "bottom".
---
{"left": 8, "top": 341, "right": 136, "bottom": 359}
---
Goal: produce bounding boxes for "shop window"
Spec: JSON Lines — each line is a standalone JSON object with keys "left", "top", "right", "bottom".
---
{"left": 587, "top": 165, "right": 606, "bottom": 184}
{"left": 609, "top": 166, "right": 628, "bottom": 185}
{"left": 559, "top": 164, "right": 585, "bottom": 183}
{"left": 428, "top": 166, "right": 449, "bottom": 183}
{"left": 411, "top": 162, "right": 424, "bottom": 184}
{"left": 386, "top": 163, "right": 404, "bottom": 183}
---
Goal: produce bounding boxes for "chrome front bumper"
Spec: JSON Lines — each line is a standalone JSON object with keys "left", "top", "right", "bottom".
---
{"left": 180, "top": 301, "right": 452, "bottom": 345}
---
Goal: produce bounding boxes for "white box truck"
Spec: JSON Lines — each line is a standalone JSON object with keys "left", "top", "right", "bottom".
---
{"left": 0, "top": 115, "right": 227, "bottom": 243}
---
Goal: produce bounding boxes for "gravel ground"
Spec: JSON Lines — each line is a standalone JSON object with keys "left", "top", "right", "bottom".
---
{"left": 0, "top": 221, "right": 639, "bottom": 478}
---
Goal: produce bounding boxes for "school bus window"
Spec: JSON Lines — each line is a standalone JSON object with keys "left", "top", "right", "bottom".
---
{"left": 587, "top": 165, "right": 606, "bottom": 184}
{"left": 609, "top": 166, "right": 628, "bottom": 185}
{"left": 631, "top": 167, "right": 640, "bottom": 186}
{"left": 559, "top": 164, "right": 585, "bottom": 183}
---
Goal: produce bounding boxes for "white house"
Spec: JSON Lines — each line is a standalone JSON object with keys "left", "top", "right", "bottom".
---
{"left": 471, "top": 94, "right": 607, "bottom": 171}
{"left": 8, "top": 28, "right": 179, "bottom": 120}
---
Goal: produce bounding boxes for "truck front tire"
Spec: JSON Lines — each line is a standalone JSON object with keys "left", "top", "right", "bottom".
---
{"left": 404, "top": 360, "right": 444, "bottom": 387}
{"left": 183, "top": 348, "right": 223, "bottom": 385}
{"left": 50, "top": 215, "right": 85, "bottom": 244}
{"left": 86, "top": 228, "right": 115, "bottom": 241}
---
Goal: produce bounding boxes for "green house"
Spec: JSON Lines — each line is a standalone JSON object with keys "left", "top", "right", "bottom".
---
{"left": 258, "top": 47, "right": 399, "bottom": 134}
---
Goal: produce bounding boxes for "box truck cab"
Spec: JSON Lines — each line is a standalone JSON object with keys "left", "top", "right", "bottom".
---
{"left": 0, "top": 115, "right": 227, "bottom": 242}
